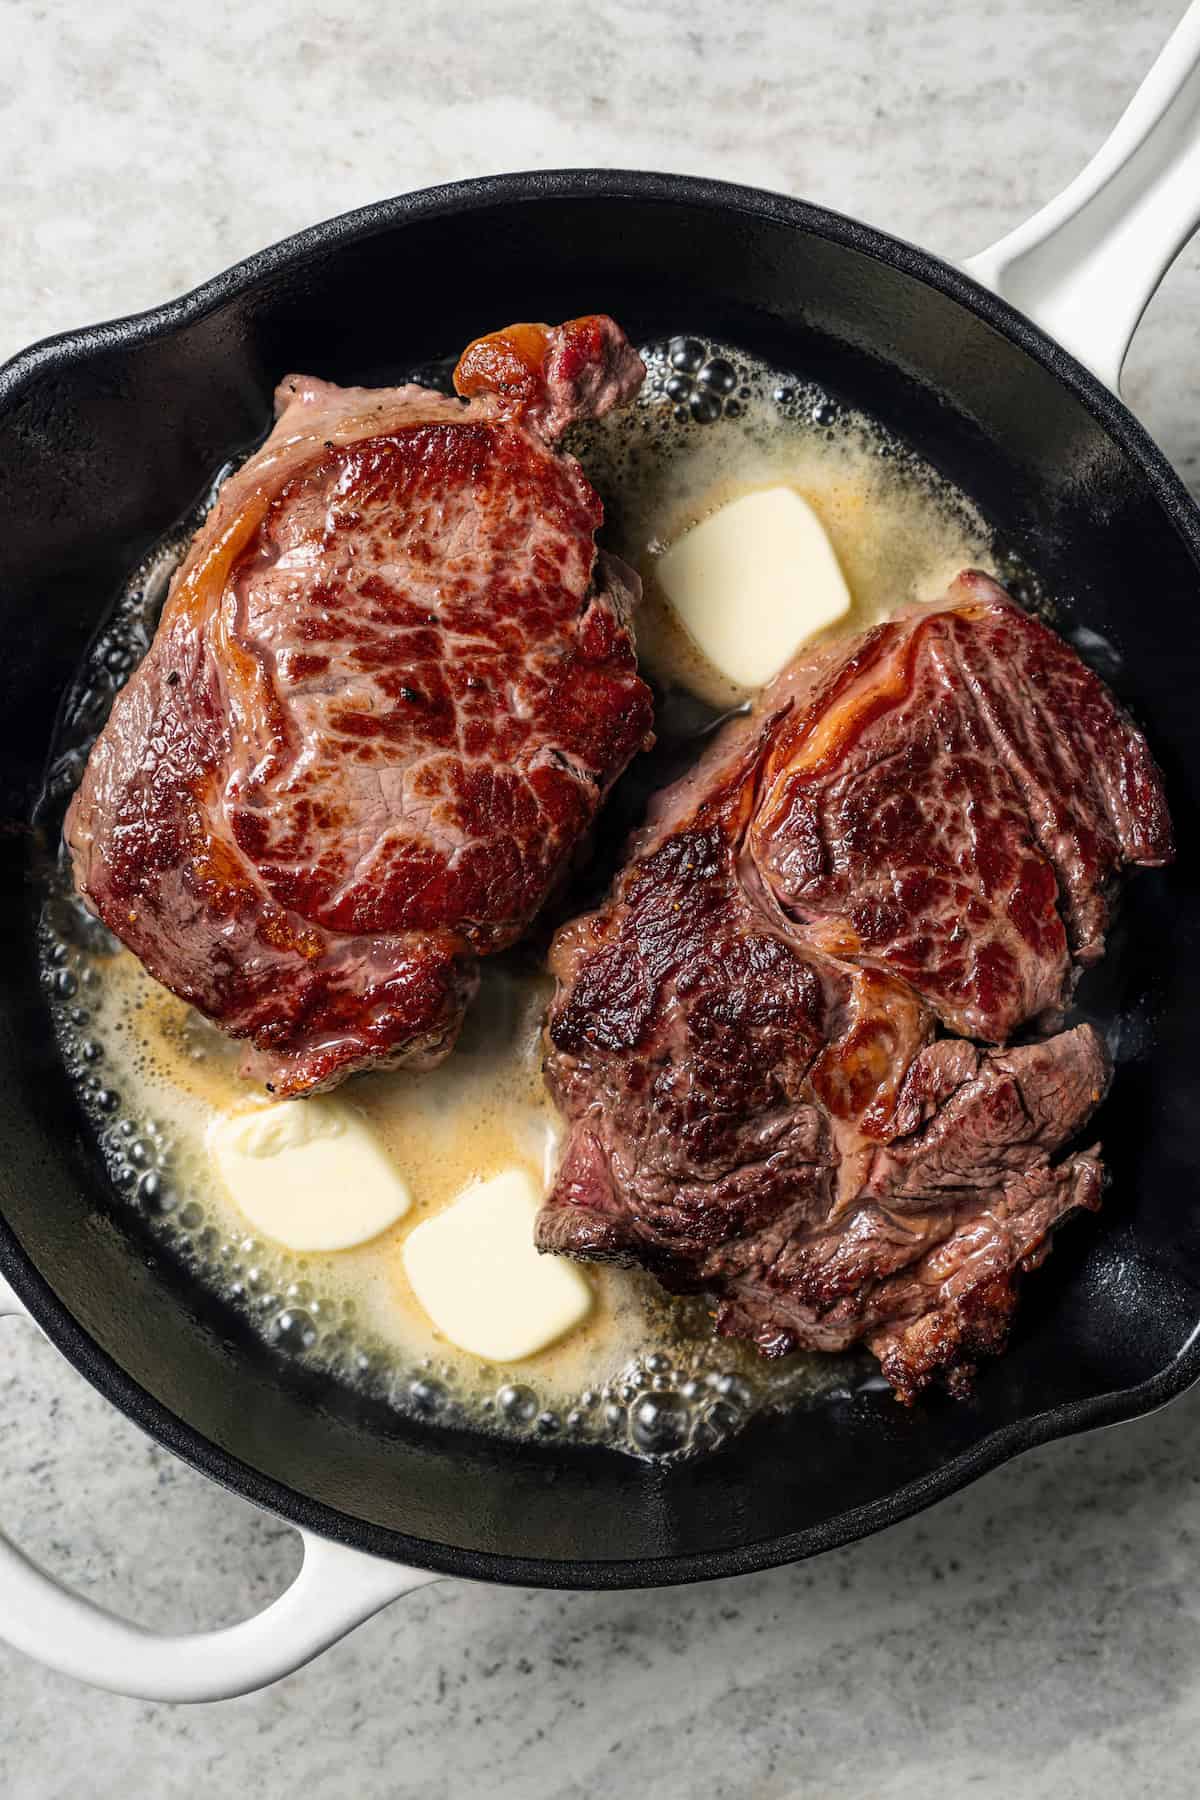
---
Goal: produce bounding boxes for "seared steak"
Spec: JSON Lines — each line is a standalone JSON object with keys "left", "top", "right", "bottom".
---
{"left": 539, "top": 576, "right": 1170, "bottom": 1399}
{"left": 67, "top": 316, "right": 654, "bottom": 1095}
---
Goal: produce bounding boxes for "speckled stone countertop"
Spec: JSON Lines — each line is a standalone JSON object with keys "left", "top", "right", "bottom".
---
{"left": 3, "top": 2, "right": 1200, "bottom": 1793}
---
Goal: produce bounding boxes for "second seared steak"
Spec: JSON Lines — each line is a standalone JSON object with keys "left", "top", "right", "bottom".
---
{"left": 539, "top": 576, "right": 1170, "bottom": 1399}
{"left": 67, "top": 316, "right": 654, "bottom": 1095}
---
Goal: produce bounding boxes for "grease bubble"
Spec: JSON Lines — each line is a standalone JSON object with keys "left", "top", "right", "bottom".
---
{"left": 630, "top": 1391, "right": 690, "bottom": 1454}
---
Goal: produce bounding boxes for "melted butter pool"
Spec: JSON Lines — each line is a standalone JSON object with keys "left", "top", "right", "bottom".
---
{"left": 38, "top": 331, "right": 1017, "bottom": 1458}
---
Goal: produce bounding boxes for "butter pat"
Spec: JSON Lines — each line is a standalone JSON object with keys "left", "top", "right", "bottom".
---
{"left": 655, "top": 486, "right": 851, "bottom": 688}
{"left": 401, "top": 1169, "right": 591, "bottom": 1362}
{"left": 208, "top": 1098, "right": 411, "bottom": 1252}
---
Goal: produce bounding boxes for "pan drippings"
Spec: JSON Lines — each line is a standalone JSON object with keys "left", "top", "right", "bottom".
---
{"left": 39, "top": 334, "right": 1005, "bottom": 1459}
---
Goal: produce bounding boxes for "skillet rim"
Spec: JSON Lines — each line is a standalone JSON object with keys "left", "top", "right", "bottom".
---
{"left": 2, "top": 166, "right": 1199, "bottom": 1589}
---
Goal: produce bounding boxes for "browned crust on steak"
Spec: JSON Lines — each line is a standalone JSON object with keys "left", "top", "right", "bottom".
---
{"left": 538, "top": 576, "right": 1166, "bottom": 1401}
{"left": 67, "top": 317, "right": 653, "bottom": 1094}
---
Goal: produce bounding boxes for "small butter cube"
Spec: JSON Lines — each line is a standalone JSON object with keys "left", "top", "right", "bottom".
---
{"left": 655, "top": 485, "right": 851, "bottom": 688}
{"left": 401, "top": 1169, "right": 591, "bottom": 1362}
{"left": 208, "top": 1098, "right": 411, "bottom": 1252}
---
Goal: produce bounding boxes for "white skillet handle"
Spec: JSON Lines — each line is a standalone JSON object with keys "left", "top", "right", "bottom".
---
{"left": 0, "top": 1274, "right": 437, "bottom": 1701}
{"left": 963, "top": 0, "right": 1200, "bottom": 393}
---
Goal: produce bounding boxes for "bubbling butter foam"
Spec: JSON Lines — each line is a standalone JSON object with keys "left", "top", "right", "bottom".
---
{"left": 566, "top": 335, "right": 1004, "bottom": 708}
{"left": 38, "top": 331, "right": 1019, "bottom": 1458}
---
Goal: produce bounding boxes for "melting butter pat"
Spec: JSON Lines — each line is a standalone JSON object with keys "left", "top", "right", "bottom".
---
{"left": 655, "top": 485, "right": 851, "bottom": 688}
{"left": 401, "top": 1169, "right": 591, "bottom": 1362}
{"left": 208, "top": 1098, "right": 411, "bottom": 1252}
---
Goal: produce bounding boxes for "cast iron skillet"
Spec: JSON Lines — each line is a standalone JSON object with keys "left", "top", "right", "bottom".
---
{"left": 2, "top": 16, "right": 1200, "bottom": 1702}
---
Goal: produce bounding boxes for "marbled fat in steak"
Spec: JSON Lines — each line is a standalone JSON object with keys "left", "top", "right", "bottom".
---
{"left": 751, "top": 573, "right": 1172, "bottom": 1040}
{"left": 539, "top": 575, "right": 1171, "bottom": 1399}
{"left": 67, "top": 316, "right": 654, "bottom": 1094}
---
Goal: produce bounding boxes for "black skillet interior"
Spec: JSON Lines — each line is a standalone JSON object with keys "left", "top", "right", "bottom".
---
{"left": 2, "top": 172, "right": 1199, "bottom": 1587}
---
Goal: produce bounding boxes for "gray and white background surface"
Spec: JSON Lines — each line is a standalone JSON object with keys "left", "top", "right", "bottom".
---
{"left": 2, "top": 2, "right": 1199, "bottom": 1794}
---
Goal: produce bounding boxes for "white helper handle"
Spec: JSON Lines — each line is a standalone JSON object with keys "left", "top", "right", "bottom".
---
{"left": 0, "top": 1274, "right": 439, "bottom": 1701}
{"left": 964, "top": 0, "right": 1200, "bottom": 393}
